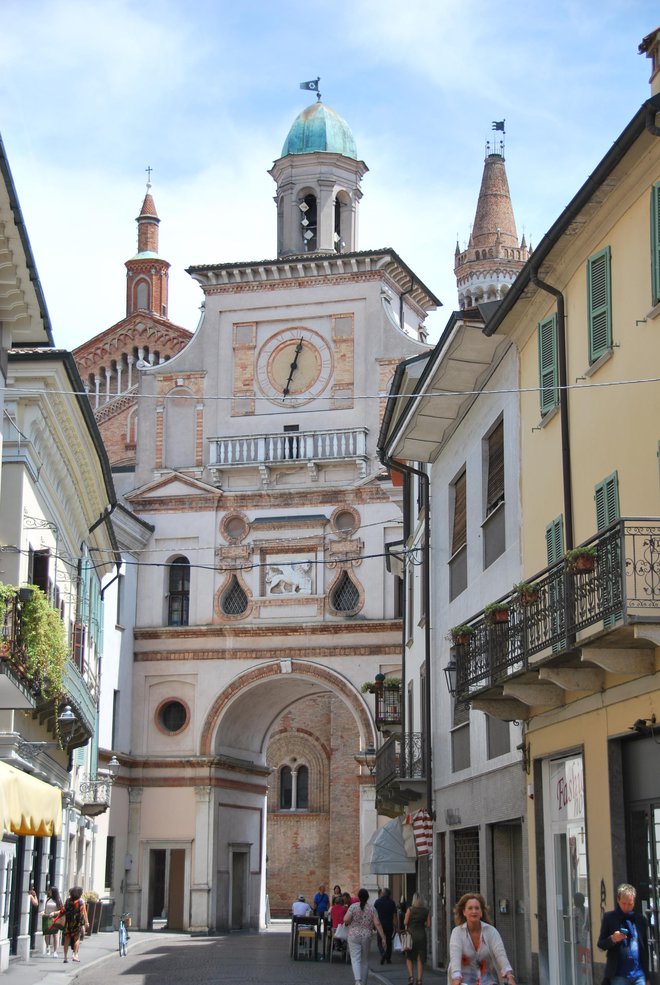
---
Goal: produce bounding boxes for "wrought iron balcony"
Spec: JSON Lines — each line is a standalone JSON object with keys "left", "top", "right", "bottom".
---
{"left": 209, "top": 427, "right": 368, "bottom": 471}
{"left": 452, "top": 519, "right": 660, "bottom": 703}
{"left": 375, "top": 732, "right": 426, "bottom": 815}
{"left": 375, "top": 683, "right": 402, "bottom": 731}
{"left": 78, "top": 772, "right": 115, "bottom": 817}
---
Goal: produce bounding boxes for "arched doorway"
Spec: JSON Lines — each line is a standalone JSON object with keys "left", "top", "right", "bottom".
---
{"left": 202, "top": 660, "right": 375, "bottom": 930}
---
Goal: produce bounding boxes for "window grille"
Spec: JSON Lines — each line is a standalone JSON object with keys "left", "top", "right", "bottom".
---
{"left": 221, "top": 575, "right": 248, "bottom": 616}
{"left": 331, "top": 571, "right": 359, "bottom": 612}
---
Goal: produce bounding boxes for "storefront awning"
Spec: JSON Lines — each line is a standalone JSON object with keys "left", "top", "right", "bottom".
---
{"left": 0, "top": 761, "right": 62, "bottom": 837}
{"left": 369, "top": 816, "right": 417, "bottom": 874}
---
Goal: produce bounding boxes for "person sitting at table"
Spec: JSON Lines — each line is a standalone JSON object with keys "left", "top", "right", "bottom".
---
{"left": 331, "top": 895, "right": 348, "bottom": 928}
{"left": 312, "top": 884, "right": 330, "bottom": 919}
{"left": 292, "top": 894, "right": 312, "bottom": 917}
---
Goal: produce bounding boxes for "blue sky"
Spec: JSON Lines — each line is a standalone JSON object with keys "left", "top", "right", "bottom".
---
{"left": 1, "top": 0, "right": 658, "bottom": 348}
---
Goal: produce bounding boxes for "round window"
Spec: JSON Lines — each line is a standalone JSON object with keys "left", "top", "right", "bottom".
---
{"left": 158, "top": 700, "right": 188, "bottom": 734}
{"left": 334, "top": 509, "right": 358, "bottom": 536}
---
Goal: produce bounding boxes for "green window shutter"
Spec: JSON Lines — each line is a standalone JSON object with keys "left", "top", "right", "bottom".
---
{"left": 595, "top": 471, "right": 620, "bottom": 531}
{"left": 652, "top": 185, "right": 660, "bottom": 305}
{"left": 538, "top": 314, "right": 559, "bottom": 415}
{"left": 545, "top": 515, "right": 565, "bottom": 565}
{"left": 587, "top": 247, "right": 612, "bottom": 363}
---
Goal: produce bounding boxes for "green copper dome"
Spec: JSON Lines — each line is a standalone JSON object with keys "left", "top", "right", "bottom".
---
{"left": 281, "top": 102, "right": 357, "bottom": 159}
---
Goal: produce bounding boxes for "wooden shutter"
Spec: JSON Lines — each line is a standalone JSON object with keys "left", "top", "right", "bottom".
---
{"left": 451, "top": 470, "right": 467, "bottom": 555}
{"left": 652, "top": 185, "right": 660, "bottom": 304}
{"left": 538, "top": 314, "right": 559, "bottom": 415}
{"left": 587, "top": 247, "right": 612, "bottom": 363}
{"left": 486, "top": 420, "right": 504, "bottom": 515}
{"left": 595, "top": 471, "right": 620, "bottom": 531}
{"left": 545, "top": 515, "right": 565, "bottom": 565}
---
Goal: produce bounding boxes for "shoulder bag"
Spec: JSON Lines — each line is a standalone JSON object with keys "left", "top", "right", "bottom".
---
{"left": 399, "top": 929, "right": 413, "bottom": 952}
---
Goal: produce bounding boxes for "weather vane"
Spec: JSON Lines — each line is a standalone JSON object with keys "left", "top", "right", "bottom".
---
{"left": 490, "top": 120, "right": 506, "bottom": 157}
{"left": 145, "top": 165, "right": 153, "bottom": 190}
{"left": 299, "top": 77, "right": 321, "bottom": 102}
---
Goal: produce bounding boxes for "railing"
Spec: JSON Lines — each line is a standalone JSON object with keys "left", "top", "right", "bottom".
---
{"left": 375, "top": 732, "right": 425, "bottom": 790}
{"left": 375, "top": 684, "right": 402, "bottom": 728}
{"left": 78, "top": 774, "right": 113, "bottom": 817}
{"left": 454, "top": 519, "right": 660, "bottom": 700}
{"left": 209, "top": 427, "right": 368, "bottom": 466}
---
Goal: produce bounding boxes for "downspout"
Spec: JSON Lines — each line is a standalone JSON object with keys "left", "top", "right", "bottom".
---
{"left": 529, "top": 268, "right": 574, "bottom": 552}
{"left": 380, "top": 450, "right": 433, "bottom": 818}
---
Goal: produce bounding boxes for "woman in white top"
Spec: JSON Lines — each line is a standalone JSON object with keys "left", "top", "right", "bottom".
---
{"left": 449, "top": 892, "right": 515, "bottom": 985}
{"left": 42, "top": 886, "right": 63, "bottom": 958}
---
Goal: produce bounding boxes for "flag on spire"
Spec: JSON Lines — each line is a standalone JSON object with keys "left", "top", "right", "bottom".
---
{"left": 492, "top": 120, "right": 506, "bottom": 132}
{"left": 300, "top": 77, "right": 320, "bottom": 92}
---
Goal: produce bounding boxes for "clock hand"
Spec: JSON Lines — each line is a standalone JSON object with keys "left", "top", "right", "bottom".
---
{"left": 282, "top": 339, "right": 304, "bottom": 398}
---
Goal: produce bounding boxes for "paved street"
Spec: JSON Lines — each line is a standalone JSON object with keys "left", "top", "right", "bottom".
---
{"left": 4, "top": 923, "right": 445, "bottom": 985}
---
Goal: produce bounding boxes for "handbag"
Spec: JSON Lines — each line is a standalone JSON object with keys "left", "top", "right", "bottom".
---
{"left": 400, "top": 929, "right": 413, "bottom": 952}
{"left": 48, "top": 912, "right": 66, "bottom": 931}
{"left": 334, "top": 922, "right": 348, "bottom": 941}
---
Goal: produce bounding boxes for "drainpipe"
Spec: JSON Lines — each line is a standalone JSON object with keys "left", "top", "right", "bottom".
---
{"left": 529, "top": 268, "right": 574, "bottom": 552}
{"left": 380, "top": 450, "right": 433, "bottom": 818}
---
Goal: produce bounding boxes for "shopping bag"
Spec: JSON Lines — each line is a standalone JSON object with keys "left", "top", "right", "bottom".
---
{"left": 399, "top": 930, "right": 413, "bottom": 952}
{"left": 393, "top": 932, "right": 403, "bottom": 952}
{"left": 334, "top": 923, "right": 348, "bottom": 941}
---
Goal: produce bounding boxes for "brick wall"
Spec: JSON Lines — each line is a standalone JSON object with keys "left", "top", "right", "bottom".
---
{"left": 266, "top": 692, "right": 361, "bottom": 916}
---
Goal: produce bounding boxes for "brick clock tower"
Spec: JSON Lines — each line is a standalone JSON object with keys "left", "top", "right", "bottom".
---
{"left": 85, "top": 99, "right": 439, "bottom": 933}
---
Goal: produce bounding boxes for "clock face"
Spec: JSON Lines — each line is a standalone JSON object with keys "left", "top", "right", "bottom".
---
{"left": 256, "top": 327, "right": 333, "bottom": 405}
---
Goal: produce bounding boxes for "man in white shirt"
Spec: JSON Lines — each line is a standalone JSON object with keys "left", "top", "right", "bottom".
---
{"left": 292, "top": 895, "right": 311, "bottom": 917}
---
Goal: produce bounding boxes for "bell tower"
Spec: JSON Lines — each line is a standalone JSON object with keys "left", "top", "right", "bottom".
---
{"left": 269, "top": 101, "right": 368, "bottom": 257}
{"left": 125, "top": 178, "right": 170, "bottom": 318}
{"left": 454, "top": 139, "right": 528, "bottom": 309}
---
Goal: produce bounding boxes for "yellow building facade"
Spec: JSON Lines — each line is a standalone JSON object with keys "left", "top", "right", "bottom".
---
{"left": 470, "top": 90, "right": 660, "bottom": 984}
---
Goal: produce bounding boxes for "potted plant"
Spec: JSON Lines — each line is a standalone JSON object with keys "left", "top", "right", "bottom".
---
{"left": 449, "top": 624, "right": 475, "bottom": 646}
{"left": 19, "top": 587, "right": 68, "bottom": 703}
{"left": 566, "top": 546, "right": 597, "bottom": 573}
{"left": 484, "top": 601, "right": 510, "bottom": 625}
{"left": 83, "top": 891, "right": 101, "bottom": 934}
{"left": 361, "top": 674, "right": 400, "bottom": 694}
{"left": 513, "top": 581, "right": 539, "bottom": 605}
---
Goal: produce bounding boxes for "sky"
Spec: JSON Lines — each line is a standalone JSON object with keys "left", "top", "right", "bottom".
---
{"left": 1, "top": 0, "right": 658, "bottom": 350}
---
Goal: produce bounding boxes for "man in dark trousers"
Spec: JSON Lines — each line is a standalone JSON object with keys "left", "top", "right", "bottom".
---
{"left": 597, "top": 882, "right": 650, "bottom": 985}
{"left": 374, "top": 887, "right": 399, "bottom": 965}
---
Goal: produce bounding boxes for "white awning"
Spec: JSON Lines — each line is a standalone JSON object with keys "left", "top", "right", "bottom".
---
{"left": 369, "top": 817, "right": 416, "bottom": 874}
{"left": 0, "top": 761, "right": 62, "bottom": 837}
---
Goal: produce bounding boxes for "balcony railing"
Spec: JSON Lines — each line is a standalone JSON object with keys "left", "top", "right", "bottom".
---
{"left": 454, "top": 519, "right": 660, "bottom": 701}
{"left": 209, "top": 427, "right": 368, "bottom": 467}
{"left": 375, "top": 732, "right": 425, "bottom": 789}
{"left": 375, "top": 684, "right": 402, "bottom": 730}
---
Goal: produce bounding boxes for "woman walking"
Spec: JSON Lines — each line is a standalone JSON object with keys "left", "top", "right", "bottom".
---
{"left": 62, "top": 886, "right": 89, "bottom": 964}
{"left": 43, "top": 886, "right": 63, "bottom": 958}
{"left": 404, "top": 892, "right": 431, "bottom": 985}
{"left": 344, "top": 888, "right": 387, "bottom": 985}
{"left": 449, "top": 892, "right": 516, "bottom": 985}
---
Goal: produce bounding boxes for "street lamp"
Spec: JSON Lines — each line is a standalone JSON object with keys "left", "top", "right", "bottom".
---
{"left": 354, "top": 745, "right": 377, "bottom": 776}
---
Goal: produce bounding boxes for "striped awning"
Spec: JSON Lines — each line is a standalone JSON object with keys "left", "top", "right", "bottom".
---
{"left": 0, "top": 761, "right": 62, "bottom": 837}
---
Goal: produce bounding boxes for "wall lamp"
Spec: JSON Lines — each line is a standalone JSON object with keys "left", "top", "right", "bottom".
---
{"left": 629, "top": 715, "right": 657, "bottom": 738}
{"left": 443, "top": 655, "right": 458, "bottom": 696}
{"left": 354, "top": 745, "right": 377, "bottom": 776}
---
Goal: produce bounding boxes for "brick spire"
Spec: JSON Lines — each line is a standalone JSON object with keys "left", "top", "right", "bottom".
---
{"left": 125, "top": 182, "right": 171, "bottom": 318}
{"left": 454, "top": 150, "right": 528, "bottom": 310}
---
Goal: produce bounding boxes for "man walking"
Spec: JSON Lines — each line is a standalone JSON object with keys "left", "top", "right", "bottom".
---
{"left": 597, "top": 882, "right": 650, "bottom": 985}
{"left": 374, "top": 887, "right": 398, "bottom": 965}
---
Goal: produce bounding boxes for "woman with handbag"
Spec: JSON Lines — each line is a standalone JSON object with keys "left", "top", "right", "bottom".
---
{"left": 62, "top": 886, "right": 90, "bottom": 964}
{"left": 344, "top": 888, "right": 387, "bottom": 985}
{"left": 404, "top": 892, "right": 431, "bottom": 985}
{"left": 448, "top": 892, "right": 515, "bottom": 985}
{"left": 42, "top": 886, "right": 63, "bottom": 958}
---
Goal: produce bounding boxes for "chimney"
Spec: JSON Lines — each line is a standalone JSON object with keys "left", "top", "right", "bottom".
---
{"left": 639, "top": 27, "right": 660, "bottom": 97}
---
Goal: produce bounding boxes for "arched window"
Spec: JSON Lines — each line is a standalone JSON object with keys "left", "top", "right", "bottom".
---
{"left": 297, "top": 765, "right": 309, "bottom": 809}
{"left": 167, "top": 556, "right": 190, "bottom": 626}
{"left": 135, "top": 278, "right": 150, "bottom": 311}
{"left": 330, "top": 570, "right": 360, "bottom": 613}
{"left": 300, "top": 193, "right": 317, "bottom": 252}
{"left": 280, "top": 766, "right": 293, "bottom": 809}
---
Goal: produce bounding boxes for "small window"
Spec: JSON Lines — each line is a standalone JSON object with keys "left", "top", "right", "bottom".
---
{"left": 279, "top": 766, "right": 292, "bottom": 809}
{"left": 297, "top": 766, "right": 309, "bottom": 809}
{"left": 485, "top": 421, "right": 504, "bottom": 517}
{"left": 449, "top": 470, "right": 467, "bottom": 600}
{"left": 135, "top": 278, "right": 150, "bottom": 311}
{"left": 486, "top": 715, "right": 510, "bottom": 759}
{"left": 587, "top": 247, "right": 612, "bottom": 363}
{"left": 595, "top": 471, "right": 620, "bottom": 532}
{"left": 158, "top": 699, "right": 188, "bottom": 734}
{"left": 330, "top": 570, "right": 360, "bottom": 613}
{"left": 220, "top": 575, "right": 248, "bottom": 616}
{"left": 167, "top": 556, "right": 190, "bottom": 626}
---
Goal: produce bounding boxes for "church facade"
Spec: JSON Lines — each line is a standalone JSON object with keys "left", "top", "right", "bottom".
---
{"left": 95, "top": 99, "right": 436, "bottom": 930}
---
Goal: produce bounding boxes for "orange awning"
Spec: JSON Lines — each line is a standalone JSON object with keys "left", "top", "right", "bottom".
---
{"left": 0, "top": 761, "right": 62, "bottom": 836}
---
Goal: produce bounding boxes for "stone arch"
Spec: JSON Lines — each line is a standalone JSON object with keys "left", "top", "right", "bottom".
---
{"left": 200, "top": 660, "right": 375, "bottom": 756}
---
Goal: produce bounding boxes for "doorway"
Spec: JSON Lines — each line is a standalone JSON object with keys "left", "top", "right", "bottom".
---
{"left": 543, "top": 754, "right": 592, "bottom": 985}
{"left": 492, "top": 821, "right": 528, "bottom": 981}
{"left": 147, "top": 847, "right": 186, "bottom": 930}
{"left": 230, "top": 848, "right": 249, "bottom": 930}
